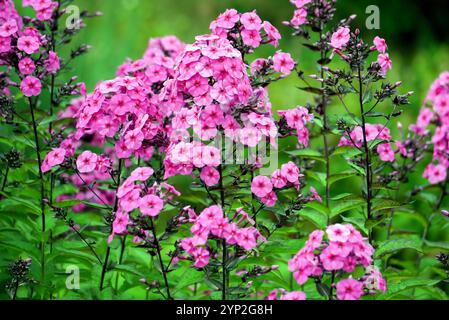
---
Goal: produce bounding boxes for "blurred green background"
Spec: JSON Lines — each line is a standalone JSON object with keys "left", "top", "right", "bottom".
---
{"left": 59, "top": 0, "right": 449, "bottom": 123}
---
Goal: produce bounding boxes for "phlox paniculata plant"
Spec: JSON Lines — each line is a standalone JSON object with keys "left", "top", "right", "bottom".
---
{"left": 0, "top": 0, "right": 100, "bottom": 299}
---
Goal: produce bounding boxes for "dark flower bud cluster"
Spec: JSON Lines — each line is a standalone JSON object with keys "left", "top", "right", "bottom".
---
{"left": 5, "top": 256, "right": 33, "bottom": 299}
{"left": 2, "top": 149, "right": 22, "bottom": 169}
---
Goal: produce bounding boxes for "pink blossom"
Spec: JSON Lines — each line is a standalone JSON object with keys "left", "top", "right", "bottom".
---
{"left": 261, "top": 191, "right": 278, "bottom": 207}
{"left": 110, "top": 94, "right": 134, "bottom": 116}
{"left": 377, "top": 53, "right": 392, "bottom": 75}
{"left": 240, "top": 127, "right": 262, "bottom": 147}
{"left": 273, "top": 51, "right": 295, "bottom": 76}
{"left": 251, "top": 175, "right": 273, "bottom": 198}
{"left": 423, "top": 163, "right": 447, "bottom": 185}
{"left": 186, "top": 75, "right": 209, "bottom": 97}
{"left": 309, "top": 187, "right": 322, "bottom": 202}
{"left": 46, "top": 51, "right": 60, "bottom": 74}
{"left": 290, "top": 8, "right": 307, "bottom": 27}
{"left": 108, "top": 210, "right": 130, "bottom": 243}
{"left": 18, "top": 58, "right": 35, "bottom": 75}
{"left": 0, "top": 19, "right": 18, "bottom": 37}
{"left": 373, "top": 36, "right": 388, "bottom": 54}
{"left": 280, "top": 291, "right": 306, "bottom": 301}
{"left": 0, "top": 37, "right": 11, "bottom": 53}
{"left": 20, "top": 76, "right": 41, "bottom": 97}
{"left": 215, "top": 9, "right": 239, "bottom": 29}
{"left": 263, "top": 21, "right": 281, "bottom": 47}
{"left": 416, "top": 108, "right": 434, "bottom": 129}
{"left": 192, "top": 247, "right": 210, "bottom": 268}
{"left": 200, "top": 166, "right": 220, "bottom": 187}
{"left": 17, "top": 36, "right": 40, "bottom": 54}
{"left": 237, "top": 228, "right": 258, "bottom": 250}
{"left": 281, "top": 162, "right": 300, "bottom": 183}
{"left": 271, "top": 169, "right": 287, "bottom": 188}
{"left": 292, "top": 0, "right": 312, "bottom": 8}
{"left": 41, "top": 148, "right": 66, "bottom": 173}
{"left": 241, "top": 28, "right": 261, "bottom": 48}
{"left": 139, "top": 195, "right": 164, "bottom": 217}
{"left": 129, "top": 167, "right": 154, "bottom": 182}
{"left": 330, "top": 27, "right": 350, "bottom": 50}
{"left": 320, "top": 247, "right": 345, "bottom": 271}
{"left": 76, "top": 151, "right": 98, "bottom": 173}
{"left": 377, "top": 143, "right": 395, "bottom": 162}
{"left": 336, "top": 277, "right": 364, "bottom": 300}
{"left": 326, "top": 224, "right": 350, "bottom": 242}
{"left": 240, "top": 11, "right": 262, "bottom": 31}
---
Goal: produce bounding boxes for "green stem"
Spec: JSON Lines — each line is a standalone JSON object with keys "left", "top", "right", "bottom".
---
{"left": 150, "top": 218, "right": 172, "bottom": 300}
{"left": 99, "top": 159, "right": 123, "bottom": 291}
{"left": 1, "top": 165, "right": 9, "bottom": 192}
{"left": 358, "top": 67, "right": 373, "bottom": 244}
{"left": 328, "top": 271, "right": 336, "bottom": 300}
{"left": 218, "top": 164, "right": 228, "bottom": 300}
{"left": 319, "top": 27, "right": 331, "bottom": 216}
{"left": 28, "top": 98, "right": 46, "bottom": 283}
{"left": 114, "top": 234, "right": 127, "bottom": 291}
{"left": 423, "top": 181, "right": 448, "bottom": 243}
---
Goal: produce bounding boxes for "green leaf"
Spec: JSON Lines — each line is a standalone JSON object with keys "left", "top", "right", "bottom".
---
{"left": 0, "top": 193, "right": 42, "bottom": 214}
{"left": 362, "top": 89, "right": 373, "bottom": 105}
{"left": 81, "top": 201, "right": 110, "bottom": 210}
{"left": 374, "top": 238, "right": 423, "bottom": 258}
{"left": 297, "top": 86, "right": 323, "bottom": 95}
{"left": 173, "top": 269, "right": 204, "bottom": 293}
{"left": 306, "top": 171, "right": 327, "bottom": 186}
{"left": 54, "top": 200, "right": 82, "bottom": 208}
{"left": 328, "top": 171, "right": 357, "bottom": 186}
{"left": 330, "top": 199, "right": 365, "bottom": 217}
{"left": 384, "top": 278, "right": 441, "bottom": 298}
{"left": 372, "top": 199, "right": 403, "bottom": 213}
{"left": 263, "top": 239, "right": 305, "bottom": 255}
{"left": 304, "top": 201, "right": 330, "bottom": 216}
{"left": 341, "top": 215, "right": 368, "bottom": 235}
{"left": 287, "top": 149, "right": 325, "bottom": 162}
{"left": 300, "top": 208, "right": 328, "bottom": 229}
{"left": 113, "top": 264, "right": 146, "bottom": 278}
{"left": 423, "top": 240, "right": 449, "bottom": 251}
{"left": 330, "top": 146, "right": 354, "bottom": 157}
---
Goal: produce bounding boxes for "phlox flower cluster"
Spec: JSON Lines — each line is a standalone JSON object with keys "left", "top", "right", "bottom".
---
{"left": 109, "top": 166, "right": 181, "bottom": 243}
{"left": 288, "top": 224, "right": 386, "bottom": 300}
{"left": 42, "top": 36, "right": 185, "bottom": 173}
{"left": 162, "top": 10, "right": 297, "bottom": 180}
{"left": 412, "top": 72, "right": 449, "bottom": 184}
{"left": 23, "top": 0, "right": 59, "bottom": 21}
{"left": 285, "top": 0, "right": 312, "bottom": 27}
{"left": 330, "top": 27, "right": 392, "bottom": 76}
{"left": 0, "top": 0, "right": 64, "bottom": 97}
{"left": 42, "top": 75, "right": 165, "bottom": 174}
{"left": 339, "top": 123, "right": 401, "bottom": 162}
{"left": 117, "top": 35, "right": 185, "bottom": 117}
{"left": 179, "top": 205, "right": 266, "bottom": 268}
{"left": 278, "top": 106, "right": 314, "bottom": 147}
{"left": 251, "top": 161, "right": 303, "bottom": 207}
{"left": 210, "top": 9, "right": 281, "bottom": 49}
{"left": 42, "top": 146, "right": 116, "bottom": 210}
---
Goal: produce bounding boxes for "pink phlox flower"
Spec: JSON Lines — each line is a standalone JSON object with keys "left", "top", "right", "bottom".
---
{"left": 76, "top": 150, "right": 98, "bottom": 173}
